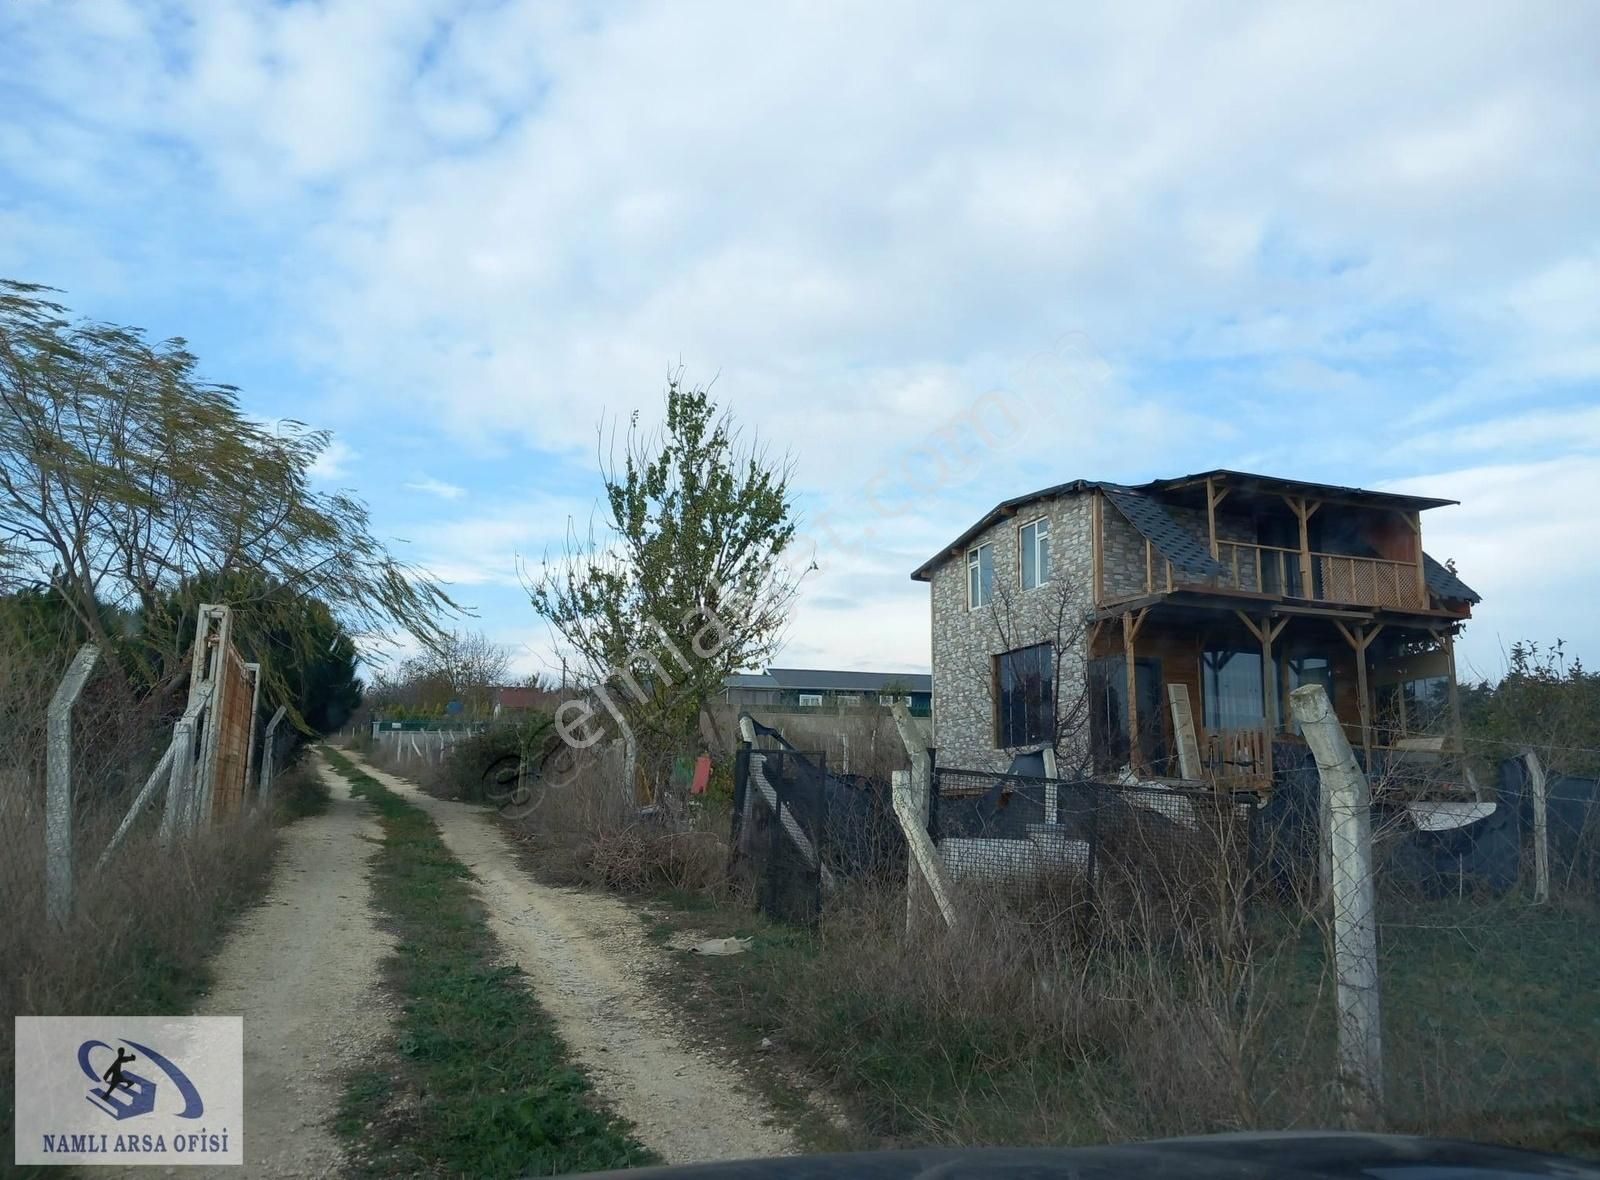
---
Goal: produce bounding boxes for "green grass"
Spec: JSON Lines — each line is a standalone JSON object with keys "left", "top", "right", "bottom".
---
{"left": 271, "top": 760, "right": 332, "bottom": 821}
{"left": 321, "top": 746, "right": 656, "bottom": 1177}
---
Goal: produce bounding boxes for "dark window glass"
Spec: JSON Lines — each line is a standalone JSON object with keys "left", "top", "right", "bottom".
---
{"left": 1088, "top": 656, "right": 1166, "bottom": 772}
{"left": 995, "top": 643, "right": 1053, "bottom": 748}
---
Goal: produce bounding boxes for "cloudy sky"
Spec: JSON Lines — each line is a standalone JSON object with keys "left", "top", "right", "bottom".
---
{"left": 3, "top": 2, "right": 1596, "bottom": 683}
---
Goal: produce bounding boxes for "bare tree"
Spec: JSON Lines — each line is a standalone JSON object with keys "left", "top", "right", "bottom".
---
{"left": 972, "top": 573, "right": 1095, "bottom": 776}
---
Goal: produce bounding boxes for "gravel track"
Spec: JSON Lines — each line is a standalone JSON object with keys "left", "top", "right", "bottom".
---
{"left": 350, "top": 753, "right": 799, "bottom": 1167}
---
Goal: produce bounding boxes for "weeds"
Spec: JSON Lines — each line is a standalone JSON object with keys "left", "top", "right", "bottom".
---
{"left": 321, "top": 746, "right": 655, "bottom": 1177}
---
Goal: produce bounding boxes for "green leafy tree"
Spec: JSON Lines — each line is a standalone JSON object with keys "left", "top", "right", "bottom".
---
{"left": 0, "top": 280, "right": 454, "bottom": 708}
{"left": 149, "top": 571, "right": 363, "bottom": 733}
{"left": 529, "top": 373, "right": 801, "bottom": 780}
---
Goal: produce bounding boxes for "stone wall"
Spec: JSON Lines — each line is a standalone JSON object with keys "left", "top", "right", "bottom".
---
{"left": 927, "top": 494, "right": 1094, "bottom": 773}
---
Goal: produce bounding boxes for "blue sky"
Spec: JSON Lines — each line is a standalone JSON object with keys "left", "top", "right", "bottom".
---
{"left": 2, "top": 2, "right": 1597, "bottom": 684}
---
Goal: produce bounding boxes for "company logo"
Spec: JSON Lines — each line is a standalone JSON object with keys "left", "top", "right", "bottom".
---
{"left": 77, "top": 1037, "right": 204, "bottom": 1122}
{"left": 14, "top": 1016, "right": 242, "bottom": 1167}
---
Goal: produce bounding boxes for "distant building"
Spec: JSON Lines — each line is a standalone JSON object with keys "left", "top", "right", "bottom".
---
{"left": 492, "top": 685, "right": 560, "bottom": 717}
{"left": 721, "top": 667, "right": 932, "bottom": 716}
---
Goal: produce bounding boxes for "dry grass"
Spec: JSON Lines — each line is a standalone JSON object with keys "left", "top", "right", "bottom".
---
{"left": 0, "top": 800, "right": 279, "bottom": 1175}
{"left": 504, "top": 749, "right": 732, "bottom": 896}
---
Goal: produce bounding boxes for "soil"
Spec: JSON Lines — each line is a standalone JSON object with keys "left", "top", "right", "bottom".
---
{"left": 349, "top": 753, "right": 800, "bottom": 1167}
{"left": 115, "top": 756, "right": 396, "bottom": 1178}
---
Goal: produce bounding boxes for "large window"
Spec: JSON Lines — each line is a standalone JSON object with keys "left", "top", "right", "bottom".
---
{"left": 1201, "top": 646, "right": 1265, "bottom": 730}
{"left": 995, "top": 643, "right": 1053, "bottom": 748}
{"left": 967, "top": 542, "right": 994, "bottom": 609}
{"left": 1088, "top": 656, "right": 1166, "bottom": 771}
{"left": 1019, "top": 517, "right": 1051, "bottom": 590}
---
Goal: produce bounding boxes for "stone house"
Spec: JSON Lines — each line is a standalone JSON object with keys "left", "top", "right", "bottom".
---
{"left": 911, "top": 470, "right": 1480, "bottom": 784}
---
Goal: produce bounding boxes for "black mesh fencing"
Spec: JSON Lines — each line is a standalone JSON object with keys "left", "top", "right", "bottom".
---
{"left": 930, "top": 767, "right": 1261, "bottom": 941}
{"left": 732, "top": 748, "right": 830, "bottom": 927}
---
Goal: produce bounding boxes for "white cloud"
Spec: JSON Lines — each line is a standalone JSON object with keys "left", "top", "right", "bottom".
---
{"left": 4, "top": 1, "right": 1599, "bottom": 673}
{"left": 1384, "top": 455, "right": 1600, "bottom": 680}
{"left": 403, "top": 476, "right": 467, "bottom": 501}
{"left": 308, "top": 439, "right": 357, "bottom": 482}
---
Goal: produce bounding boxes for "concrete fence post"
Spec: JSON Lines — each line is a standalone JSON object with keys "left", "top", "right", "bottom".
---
{"left": 1523, "top": 748, "right": 1550, "bottom": 903}
{"left": 259, "top": 706, "right": 288, "bottom": 799}
{"left": 1290, "top": 682, "right": 1383, "bottom": 1126}
{"left": 46, "top": 643, "right": 101, "bottom": 926}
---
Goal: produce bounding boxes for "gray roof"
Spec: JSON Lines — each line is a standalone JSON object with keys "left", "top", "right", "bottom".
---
{"left": 766, "top": 667, "right": 932, "bottom": 693}
{"left": 723, "top": 672, "right": 778, "bottom": 689}
{"left": 911, "top": 468, "right": 1461, "bottom": 582}
{"left": 1103, "top": 487, "right": 1225, "bottom": 579}
{"left": 1422, "top": 553, "right": 1481, "bottom": 604}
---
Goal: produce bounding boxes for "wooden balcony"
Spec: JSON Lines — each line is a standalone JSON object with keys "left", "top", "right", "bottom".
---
{"left": 1149, "top": 540, "right": 1428, "bottom": 611}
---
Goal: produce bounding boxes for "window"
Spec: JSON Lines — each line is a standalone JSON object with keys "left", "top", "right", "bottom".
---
{"left": 967, "top": 542, "right": 993, "bottom": 609}
{"left": 797, "top": 693, "right": 823, "bottom": 707}
{"left": 1088, "top": 657, "right": 1167, "bottom": 772}
{"left": 1403, "top": 676, "right": 1449, "bottom": 733}
{"left": 1201, "top": 646, "right": 1265, "bottom": 730}
{"left": 837, "top": 693, "right": 863, "bottom": 707}
{"left": 1019, "top": 517, "right": 1051, "bottom": 590}
{"left": 995, "top": 643, "right": 1053, "bottom": 748}
{"left": 878, "top": 694, "right": 899, "bottom": 706}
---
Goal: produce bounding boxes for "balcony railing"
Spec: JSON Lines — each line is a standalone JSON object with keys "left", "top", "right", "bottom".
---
{"left": 1154, "top": 540, "right": 1427, "bottom": 610}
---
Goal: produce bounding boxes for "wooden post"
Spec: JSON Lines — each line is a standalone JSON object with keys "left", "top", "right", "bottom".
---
{"left": 1284, "top": 495, "right": 1321, "bottom": 598}
{"left": 1335, "top": 621, "right": 1383, "bottom": 766}
{"left": 46, "top": 643, "right": 101, "bottom": 926}
{"left": 1092, "top": 491, "right": 1105, "bottom": 605}
{"left": 1145, "top": 536, "right": 1153, "bottom": 592}
{"left": 1407, "top": 511, "right": 1427, "bottom": 609}
{"left": 1290, "top": 683, "right": 1384, "bottom": 1126}
{"left": 1123, "top": 608, "right": 1148, "bottom": 772}
{"left": 1206, "top": 478, "right": 1229, "bottom": 560}
{"left": 1442, "top": 629, "right": 1463, "bottom": 752}
{"left": 1524, "top": 748, "right": 1550, "bottom": 904}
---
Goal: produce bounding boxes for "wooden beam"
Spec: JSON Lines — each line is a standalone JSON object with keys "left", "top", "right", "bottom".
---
{"left": 1442, "top": 628, "right": 1463, "bottom": 752}
{"left": 1092, "top": 491, "right": 1104, "bottom": 607}
{"left": 1124, "top": 609, "right": 1142, "bottom": 772}
{"left": 1412, "top": 511, "right": 1427, "bottom": 609}
{"left": 1354, "top": 626, "right": 1373, "bottom": 765}
{"left": 1234, "top": 609, "right": 1264, "bottom": 644}
{"left": 1205, "top": 477, "right": 1229, "bottom": 559}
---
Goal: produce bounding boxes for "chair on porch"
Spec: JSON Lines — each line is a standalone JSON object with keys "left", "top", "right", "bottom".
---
{"left": 1201, "top": 727, "right": 1268, "bottom": 788}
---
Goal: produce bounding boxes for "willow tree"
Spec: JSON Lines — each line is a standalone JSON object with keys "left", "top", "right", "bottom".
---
{"left": 0, "top": 280, "right": 455, "bottom": 719}
{"left": 529, "top": 374, "right": 800, "bottom": 777}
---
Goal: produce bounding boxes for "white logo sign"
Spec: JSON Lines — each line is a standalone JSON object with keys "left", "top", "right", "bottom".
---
{"left": 13, "top": 1016, "right": 243, "bottom": 1167}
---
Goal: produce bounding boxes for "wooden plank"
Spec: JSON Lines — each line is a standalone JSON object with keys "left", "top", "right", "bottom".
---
{"left": 1167, "top": 683, "right": 1202, "bottom": 781}
{"left": 1442, "top": 628, "right": 1463, "bottom": 751}
{"left": 1124, "top": 610, "right": 1141, "bottom": 772}
{"left": 1092, "top": 491, "right": 1104, "bottom": 606}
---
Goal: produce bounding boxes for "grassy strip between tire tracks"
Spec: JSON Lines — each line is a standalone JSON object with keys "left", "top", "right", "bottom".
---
{"left": 322, "top": 746, "right": 656, "bottom": 1177}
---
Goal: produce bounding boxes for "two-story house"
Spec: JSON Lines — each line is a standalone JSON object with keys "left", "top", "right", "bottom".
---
{"left": 912, "top": 469, "right": 1479, "bottom": 787}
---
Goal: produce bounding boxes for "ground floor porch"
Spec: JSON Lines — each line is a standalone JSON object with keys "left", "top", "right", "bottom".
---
{"left": 1087, "top": 592, "right": 1466, "bottom": 791}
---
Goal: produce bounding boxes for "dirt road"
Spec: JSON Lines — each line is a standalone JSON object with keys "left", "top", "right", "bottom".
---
{"left": 349, "top": 753, "right": 799, "bottom": 1167}
{"left": 119, "top": 756, "right": 395, "bottom": 1178}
